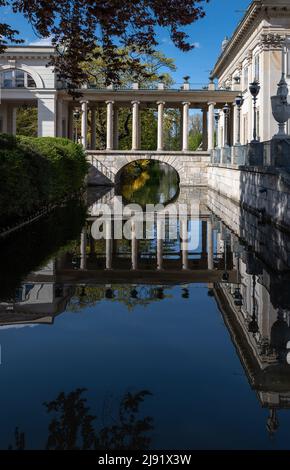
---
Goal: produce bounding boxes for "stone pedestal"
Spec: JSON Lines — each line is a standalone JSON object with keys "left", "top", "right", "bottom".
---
{"left": 247, "top": 142, "right": 263, "bottom": 166}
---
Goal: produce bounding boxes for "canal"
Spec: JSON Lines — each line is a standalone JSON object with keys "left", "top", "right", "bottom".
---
{"left": 1, "top": 161, "right": 290, "bottom": 450}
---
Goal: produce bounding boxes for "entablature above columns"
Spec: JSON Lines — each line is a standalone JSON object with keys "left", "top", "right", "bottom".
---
{"left": 58, "top": 90, "right": 237, "bottom": 109}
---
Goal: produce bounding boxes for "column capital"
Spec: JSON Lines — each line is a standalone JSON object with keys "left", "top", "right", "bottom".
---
{"left": 105, "top": 100, "right": 115, "bottom": 105}
{"left": 208, "top": 101, "right": 216, "bottom": 106}
{"left": 182, "top": 101, "right": 191, "bottom": 106}
{"left": 157, "top": 101, "right": 166, "bottom": 106}
{"left": 131, "top": 100, "right": 140, "bottom": 105}
{"left": 80, "top": 100, "right": 89, "bottom": 105}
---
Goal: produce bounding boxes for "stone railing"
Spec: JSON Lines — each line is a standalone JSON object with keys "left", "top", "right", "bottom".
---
{"left": 212, "top": 139, "right": 290, "bottom": 169}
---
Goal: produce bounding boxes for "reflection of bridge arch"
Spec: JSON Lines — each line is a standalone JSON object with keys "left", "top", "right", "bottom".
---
{"left": 87, "top": 151, "right": 211, "bottom": 186}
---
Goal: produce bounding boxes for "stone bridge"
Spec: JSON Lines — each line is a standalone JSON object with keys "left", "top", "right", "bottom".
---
{"left": 87, "top": 150, "right": 211, "bottom": 186}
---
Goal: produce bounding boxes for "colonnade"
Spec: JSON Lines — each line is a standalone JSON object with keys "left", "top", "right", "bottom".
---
{"left": 79, "top": 100, "right": 218, "bottom": 152}
{"left": 80, "top": 218, "right": 215, "bottom": 272}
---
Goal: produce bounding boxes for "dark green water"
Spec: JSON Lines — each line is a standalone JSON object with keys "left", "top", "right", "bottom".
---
{"left": 1, "top": 164, "right": 290, "bottom": 450}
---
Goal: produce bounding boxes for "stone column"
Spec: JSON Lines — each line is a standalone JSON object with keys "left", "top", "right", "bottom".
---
{"left": 91, "top": 107, "right": 96, "bottom": 150}
{"left": 182, "top": 102, "right": 190, "bottom": 151}
{"left": 207, "top": 102, "right": 216, "bottom": 150}
{"left": 233, "top": 103, "right": 239, "bottom": 145}
{"left": 57, "top": 99, "right": 63, "bottom": 137}
{"left": 113, "top": 107, "right": 119, "bottom": 150}
{"left": 80, "top": 226, "right": 87, "bottom": 270}
{"left": 132, "top": 100, "right": 140, "bottom": 151}
{"left": 80, "top": 100, "right": 88, "bottom": 148}
{"left": 202, "top": 108, "right": 208, "bottom": 150}
{"left": 247, "top": 52, "right": 253, "bottom": 143}
{"left": 157, "top": 101, "right": 165, "bottom": 151}
{"left": 207, "top": 219, "right": 214, "bottom": 270}
{"left": 106, "top": 100, "right": 114, "bottom": 150}
{"left": 38, "top": 96, "right": 57, "bottom": 137}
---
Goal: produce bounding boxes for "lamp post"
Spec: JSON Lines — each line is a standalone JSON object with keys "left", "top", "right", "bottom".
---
{"left": 249, "top": 80, "right": 260, "bottom": 143}
{"left": 235, "top": 95, "right": 244, "bottom": 145}
{"left": 223, "top": 103, "right": 230, "bottom": 147}
{"left": 73, "top": 109, "right": 80, "bottom": 143}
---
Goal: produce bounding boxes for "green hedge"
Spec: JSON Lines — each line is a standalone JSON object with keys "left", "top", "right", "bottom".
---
{"left": 0, "top": 134, "right": 88, "bottom": 226}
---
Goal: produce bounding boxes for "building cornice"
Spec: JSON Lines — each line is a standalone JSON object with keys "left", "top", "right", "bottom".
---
{"left": 0, "top": 45, "right": 55, "bottom": 61}
{"left": 211, "top": 1, "right": 290, "bottom": 79}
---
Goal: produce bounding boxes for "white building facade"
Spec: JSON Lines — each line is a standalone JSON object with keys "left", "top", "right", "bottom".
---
{"left": 212, "top": 0, "right": 290, "bottom": 146}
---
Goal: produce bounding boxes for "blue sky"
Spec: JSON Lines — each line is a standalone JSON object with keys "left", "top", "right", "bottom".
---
{"left": 2, "top": 0, "right": 252, "bottom": 85}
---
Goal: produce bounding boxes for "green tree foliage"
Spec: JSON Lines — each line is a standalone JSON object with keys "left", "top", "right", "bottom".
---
{"left": 189, "top": 113, "right": 203, "bottom": 151}
{"left": 0, "top": 199, "right": 86, "bottom": 300}
{"left": 16, "top": 105, "right": 38, "bottom": 137}
{"left": 78, "top": 49, "right": 176, "bottom": 151}
{"left": 0, "top": 1, "right": 208, "bottom": 92}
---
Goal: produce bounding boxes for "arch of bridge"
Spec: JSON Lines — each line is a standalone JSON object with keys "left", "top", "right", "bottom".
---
{"left": 88, "top": 151, "right": 210, "bottom": 186}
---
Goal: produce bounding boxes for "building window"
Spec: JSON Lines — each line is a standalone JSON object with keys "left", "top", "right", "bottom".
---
{"left": 0, "top": 69, "right": 36, "bottom": 88}
{"left": 243, "top": 67, "right": 249, "bottom": 91}
{"left": 254, "top": 55, "right": 260, "bottom": 81}
{"left": 15, "top": 70, "right": 25, "bottom": 88}
{"left": 3, "top": 70, "right": 13, "bottom": 88}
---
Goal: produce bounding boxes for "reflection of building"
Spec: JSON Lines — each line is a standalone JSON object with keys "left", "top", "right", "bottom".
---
{"left": 0, "top": 261, "right": 74, "bottom": 327}
{"left": 214, "top": 233, "right": 290, "bottom": 435}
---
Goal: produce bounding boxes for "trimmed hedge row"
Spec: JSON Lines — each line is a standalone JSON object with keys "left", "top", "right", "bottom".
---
{"left": 0, "top": 134, "right": 88, "bottom": 226}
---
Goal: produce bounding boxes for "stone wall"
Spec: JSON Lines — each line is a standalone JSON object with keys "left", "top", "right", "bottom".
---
{"left": 87, "top": 151, "right": 211, "bottom": 187}
{"left": 207, "top": 188, "right": 290, "bottom": 272}
{"left": 208, "top": 164, "right": 290, "bottom": 231}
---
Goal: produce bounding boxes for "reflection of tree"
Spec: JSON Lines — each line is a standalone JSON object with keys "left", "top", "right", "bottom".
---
{"left": 0, "top": 199, "right": 87, "bottom": 300}
{"left": 67, "top": 285, "right": 173, "bottom": 312}
{"left": 117, "top": 161, "right": 179, "bottom": 206}
{"left": 9, "top": 389, "right": 153, "bottom": 450}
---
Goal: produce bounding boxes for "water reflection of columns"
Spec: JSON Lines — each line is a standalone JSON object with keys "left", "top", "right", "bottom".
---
{"left": 201, "top": 220, "right": 207, "bottom": 261}
{"left": 157, "top": 218, "right": 164, "bottom": 271}
{"left": 80, "top": 226, "right": 87, "bottom": 270}
{"left": 207, "top": 219, "right": 214, "bottom": 270}
{"left": 105, "top": 218, "right": 113, "bottom": 270}
{"left": 180, "top": 218, "right": 189, "bottom": 270}
{"left": 131, "top": 221, "right": 138, "bottom": 270}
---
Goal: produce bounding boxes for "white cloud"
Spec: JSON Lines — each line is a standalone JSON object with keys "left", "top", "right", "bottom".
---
{"left": 29, "top": 37, "right": 52, "bottom": 46}
{"left": 191, "top": 42, "right": 201, "bottom": 49}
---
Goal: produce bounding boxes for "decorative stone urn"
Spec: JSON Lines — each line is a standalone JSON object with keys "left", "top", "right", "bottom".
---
{"left": 271, "top": 74, "right": 290, "bottom": 139}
